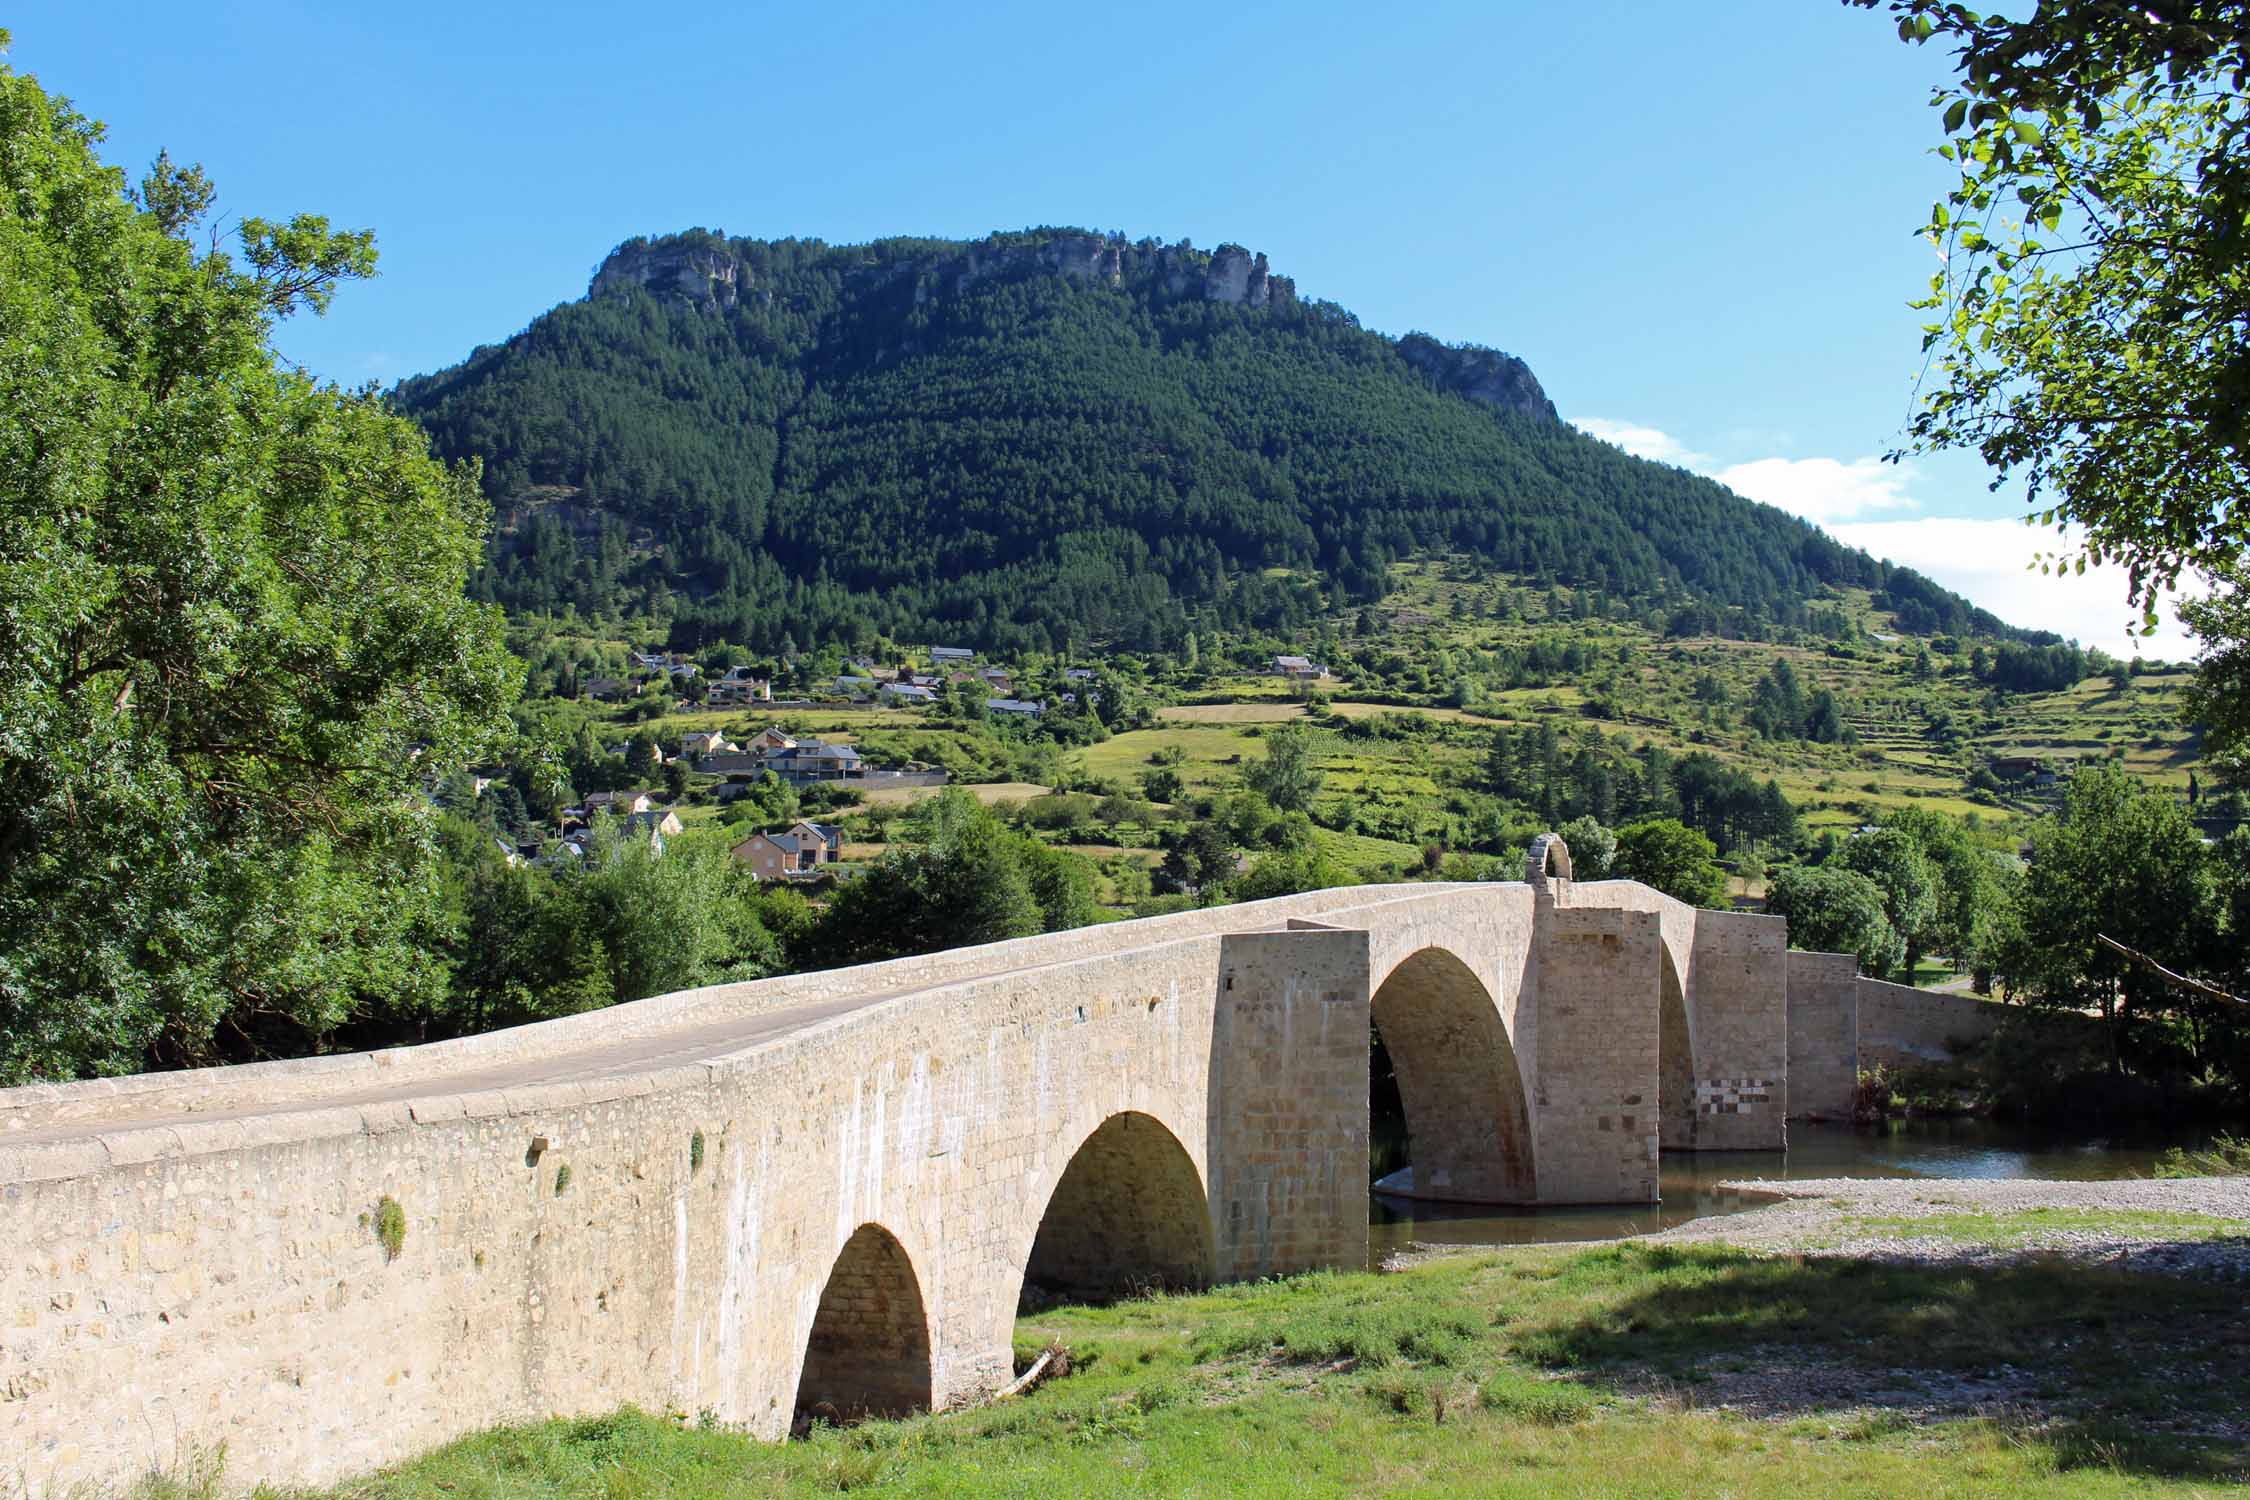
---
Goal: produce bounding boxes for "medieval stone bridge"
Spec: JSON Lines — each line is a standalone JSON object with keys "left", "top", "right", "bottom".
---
{"left": 1, "top": 841, "right": 1834, "bottom": 1488}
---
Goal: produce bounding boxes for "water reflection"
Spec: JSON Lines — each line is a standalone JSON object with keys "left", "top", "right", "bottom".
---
{"left": 1367, "top": 1118, "right": 2214, "bottom": 1264}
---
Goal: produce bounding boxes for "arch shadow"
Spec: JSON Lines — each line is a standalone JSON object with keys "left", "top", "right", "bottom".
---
{"left": 1019, "top": 1110, "right": 1213, "bottom": 1310}
{"left": 1658, "top": 944, "right": 1698, "bottom": 1150}
{"left": 1369, "top": 946, "right": 1536, "bottom": 1204}
{"left": 792, "top": 1222, "right": 932, "bottom": 1429}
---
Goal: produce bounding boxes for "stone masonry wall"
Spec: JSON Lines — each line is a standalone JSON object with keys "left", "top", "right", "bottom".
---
{"left": 1786, "top": 952, "right": 1861, "bottom": 1120}
{"left": 1684, "top": 913, "right": 1790, "bottom": 1149}
{"left": 1529, "top": 905, "right": 1661, "bottom": 1203}
{"left": 1856, "top": 977, "right": 2018, "bottom": 1071}
{"left": 1205, "top": 930, "right": 1371, "bottom": 1279}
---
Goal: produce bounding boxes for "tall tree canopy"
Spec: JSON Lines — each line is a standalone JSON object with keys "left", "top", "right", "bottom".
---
{"left": 0, "top": 38, "right": 516, "bottom": 1081}
{"left": 1858, "top": 1, "right": 2250, "bottom": 619}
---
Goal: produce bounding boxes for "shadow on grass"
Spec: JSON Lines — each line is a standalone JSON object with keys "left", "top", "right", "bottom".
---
{"left": 1512, "top": 1241, "right": 2249, "bottom": 1480}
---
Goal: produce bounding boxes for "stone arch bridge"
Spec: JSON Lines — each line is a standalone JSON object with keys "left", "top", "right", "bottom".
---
{"left": 1, "top": 846, "right": 1806, "bottom": 1487}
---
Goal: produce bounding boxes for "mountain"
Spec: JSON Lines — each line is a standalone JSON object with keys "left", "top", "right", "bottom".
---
{"left": 393, "top": 227, "right": 2029, "bottom": 655}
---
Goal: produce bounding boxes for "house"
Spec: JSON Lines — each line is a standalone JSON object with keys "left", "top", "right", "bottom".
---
{"left": 764, "top": 741, "right": 867, "bottom": 782}
{"left": 622, "top": 809, "right": 685, "bottom": 853}
{"left": 584, "top": 677, "right": 638, "bottom": 701}
{"left": 908, "top": 673, "right": 942, "bottom": 688}
{"left": 681, "top": 731, "right": 737, "bottom": 758}
{"left": 793, "top": 821, "right": 845, "bottom": 857}
{"left": 833, "top": 675, "right": 876, "bottom": 697}
{"left": 987, "top": 698, "right": 1044, "bottom": 718}
{"left": 931, "top": 646, "right": 974, "bottom": 665}
{"left": 583, "top": 789, "right": 656, "bottom": 816}
{"left": 881, "top": 681, "right": 937, "bottom": 704}
{"left": 1064, "top": 667, "right": 1096, "bottom": 681}
{"left": 745, "top": 728, "right": 797, "bottom": 753}
{"left": 708, "top": 668, "right": 772, "bottom": 705}
{"left": 1273, "top": 655, "right": 1324, "bottom": 680}
{"left": 732, "top": 829, "right": 829, "bottom": 880}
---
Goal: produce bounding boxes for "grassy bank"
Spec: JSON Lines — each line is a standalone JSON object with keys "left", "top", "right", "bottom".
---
{"left": 180, "top": 1240, "right": 2246, "bottom": 1499}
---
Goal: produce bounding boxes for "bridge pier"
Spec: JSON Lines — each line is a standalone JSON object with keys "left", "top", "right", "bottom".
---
{"left": 1206, "top": 929, "right": 1371, "bottom": 1279}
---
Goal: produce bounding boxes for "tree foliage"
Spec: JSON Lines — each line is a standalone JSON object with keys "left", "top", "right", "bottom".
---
{"left": 0, "top": 42, "right": 515, "bottom": 1081}
{"left": 1767, "top": 864, "right": 1904, "bottom": 978}
{"left": 1862, "top": 0, "right": 2250, "bottom": 617}
{"left": 1612, "top": 819, "right": 1731, "bottom": 908}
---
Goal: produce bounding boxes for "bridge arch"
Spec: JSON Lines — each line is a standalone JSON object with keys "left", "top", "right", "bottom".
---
{"left": 1658, "top": 943, "right": 1697, "bottom": 1149}
{"left": 1370, "top": 945, "right": 1535, "bottom": 1203}
{"left": 1018, "top": 1110, "right": 1213, "bottom": 1307}
{"left": 792, "top": 1222, "right": 932, "bottom": 1427}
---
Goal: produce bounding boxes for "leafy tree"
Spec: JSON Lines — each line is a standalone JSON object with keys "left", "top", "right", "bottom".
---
{"left": 1555, "top": 815, "right": 1617, "bottom": 880}
{"left": 2180, "top": 560, "right": 2250, "bottom": 783}
{"left": 1879, "top": 806, "right": 1999, "bottom": 970}
{"left": 1233, "top": 847, "right": 1353, "bottom": 902}
{"left": 1160, "top": 821, "right": 1240, "bottom": 896}
{"left": 802, "top": 790, "right": 1094, "bottom": 966}
{"left": 1861, "top": 0, "right": 2250, "bottom": 615}
{"left": 0, "top": 43, "right": 515, "bottom": 1081}
{"left": 1612, "top": 819, "right": 1730, "bottom": 908}
{"left": 1834, "top": 828, "right": 1939, "bottom": 978}
{"left": 1243, "top": 725, "right": 1324, "bottom": 813}
{"left": 1997, "top": 762, "right": 2217, "bottom": 1072}
{"left": 1140, "top": 767, "right": 1186, "bottom": 804}
{"left": 1767, "top": 865, "right": 1903, "bottom": 978}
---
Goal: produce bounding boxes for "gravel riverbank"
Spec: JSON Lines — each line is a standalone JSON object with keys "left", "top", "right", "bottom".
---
{"left": 1646, "top": 1173, "right": 2250, "bottom": 1280}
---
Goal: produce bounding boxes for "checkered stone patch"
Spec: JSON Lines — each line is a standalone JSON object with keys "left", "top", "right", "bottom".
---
{"left": 1695, "top": 1078, "right": 1775, "bottom": 1116}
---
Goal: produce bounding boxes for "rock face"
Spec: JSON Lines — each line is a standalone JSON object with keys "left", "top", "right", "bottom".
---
{"left": 591, "top": 237, "right": 741, "bottom": 311}
{"left": 1394, "top": 333, "right": 1557, "bottom": 423}
{"left": 588, "top": 231, "right": 1554, "bottom": 424}
{"left": 589, "top": 229, "right": 1300, "bottom": 315}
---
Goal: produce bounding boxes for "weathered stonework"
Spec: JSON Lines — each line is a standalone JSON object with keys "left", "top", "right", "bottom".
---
{"left": 0, "top": 863, "right": 1793, "bottom": 1490}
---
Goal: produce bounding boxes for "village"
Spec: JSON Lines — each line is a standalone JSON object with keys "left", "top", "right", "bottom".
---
{"left": 478, "top": 643, "right": 1336, "bottom": 881}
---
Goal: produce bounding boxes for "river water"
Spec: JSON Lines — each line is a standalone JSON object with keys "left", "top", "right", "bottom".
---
{"left": 1366, "top": 1119, "right": 2215, "bottom": 1262}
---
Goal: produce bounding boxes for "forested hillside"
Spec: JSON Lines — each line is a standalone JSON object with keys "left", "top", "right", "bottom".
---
{"left": 394, "top": 228, "right": 2028, "bottom": 656}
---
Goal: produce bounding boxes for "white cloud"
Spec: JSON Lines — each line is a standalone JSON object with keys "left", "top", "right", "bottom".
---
{"left": 1714, "top": 455, "right": 1920, "bottom": 526}
{"left": 1573, "top": 417, "right": 1710, "bottom": 468}
{"left": 1830, "top": 516, "right": 2202, "bottom": 661}
{"left": 1571, "top": 415, "right": 2204, "bottom": 657}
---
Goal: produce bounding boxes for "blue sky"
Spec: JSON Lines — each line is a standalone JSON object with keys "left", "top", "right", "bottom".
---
{"left": 8, "top": 1, "right": 2185, "bottom": 654}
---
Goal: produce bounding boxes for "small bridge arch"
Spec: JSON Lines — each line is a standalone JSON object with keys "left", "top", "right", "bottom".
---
{"left": 792, "top": 1221, "right": 933, "bottom": 1426}
{"left": 1016, "top": 1110, "right": 1213, "bottom": 1307}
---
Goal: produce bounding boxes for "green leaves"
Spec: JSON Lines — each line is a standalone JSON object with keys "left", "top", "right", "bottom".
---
{"left": 0, "top": 56, "right": 513, "bottom": 1080}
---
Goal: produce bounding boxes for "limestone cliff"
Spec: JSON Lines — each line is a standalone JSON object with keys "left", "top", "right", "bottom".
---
{"left": 1395, "top": 333, "right": 1557, "bottom": 423}
{"left": 589, "top": 229, "right": 1301, "bottom": 315}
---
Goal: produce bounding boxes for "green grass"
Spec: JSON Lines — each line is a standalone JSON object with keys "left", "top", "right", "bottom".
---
{"left": 1836, "top": 1206, "right": 2249, "bottom": 1245}
{"left": 206, "top": 1243, "right": 2245, "bottom": 1498}
{"left": 2153, "top": 1134, "right": 2250, "bottom": 1177}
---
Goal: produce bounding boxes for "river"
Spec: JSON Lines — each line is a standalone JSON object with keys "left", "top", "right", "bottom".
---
{"left": 1367, "top": 1118, "right": 2220, "bottom": 1262}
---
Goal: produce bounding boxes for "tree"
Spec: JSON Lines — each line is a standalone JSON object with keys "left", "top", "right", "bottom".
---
{"left": 1860, "top": 0, "right": 2250, "bottom": 618}
{"left": 0, "top": 44, "right": 515, "bottom": 1081}
{"left": 1233, "top": 847, "right": 1352, "bottom": 902}
{"left": 1835, "top": 828, "right": 1939, "bottom": 978}
{"left": 1767, "top": 865, "right": 1903, "bottom": 978}
{"left": 802, "top": 791, "right": 1094, "bottom": 966}
{"left": 1998, "top": 763, "right": 2217, "bottom": 1072}
{"left": 1160, "top": 821, "right": 1239, "bottom": 896}
{"left": 1555, "top": 815, "right": 1617, "bottom": 880}
{"left": 1612, "top": 819, "right": 1730, "bottom": 908}
{"left": 2180, "top": 560, "right": 2250, "bottom": 782}
{"left": 1879, "top": 806, "right": 1998, "bottom": 970}
{"left": 1243, "top": 725, "right": 1324, "bottom": 813}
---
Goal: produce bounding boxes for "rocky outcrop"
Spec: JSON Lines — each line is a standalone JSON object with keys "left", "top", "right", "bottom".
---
{"left": 591, "top": 237, "right": 742, "bottom": 311}
{"left": 1395, "top": 333, "right": 1557, "bottom": 423}
{"left": 592, "top": 229, "right": 1298, "bottom": 315}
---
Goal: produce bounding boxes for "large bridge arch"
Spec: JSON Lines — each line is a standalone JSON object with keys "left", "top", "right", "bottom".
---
{"left": 792, "top": 1222, "right": 933, "bottom": 1427}
{"left": 1015, "top": 1110, "right": 1213, "bottom": 1307}
{"left": 1368, "top": 945, "right": 1535, "bottom": 1203}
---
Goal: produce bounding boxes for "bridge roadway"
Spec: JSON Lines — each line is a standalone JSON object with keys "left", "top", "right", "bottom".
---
{"left": 0, "top": 851, "right": 1798, "bottom": 1489}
